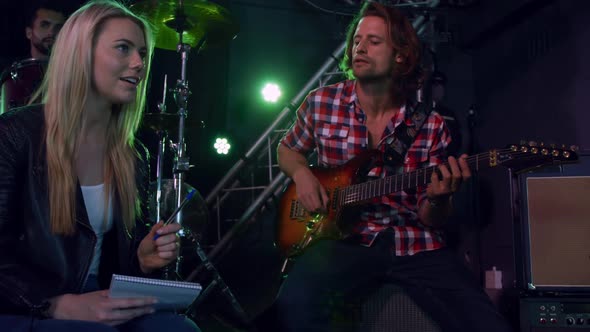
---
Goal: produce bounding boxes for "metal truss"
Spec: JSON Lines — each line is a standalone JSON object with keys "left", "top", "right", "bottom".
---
{"left": 202, "top": 0, "right": 441, "bottom": 264}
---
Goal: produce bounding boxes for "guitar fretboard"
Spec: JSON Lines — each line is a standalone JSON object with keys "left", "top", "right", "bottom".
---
{"left": 338, "top": 147, "right": 553, "bottom": 206}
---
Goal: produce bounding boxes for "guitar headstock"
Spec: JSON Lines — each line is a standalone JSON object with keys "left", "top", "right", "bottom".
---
{"left": 491, "top": 141, "right": 579, "bottom": 170}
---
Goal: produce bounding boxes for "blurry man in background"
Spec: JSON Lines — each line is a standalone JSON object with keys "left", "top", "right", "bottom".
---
{"left": 26, "top": 0, "right": 66, "bottom": 59}
{"left": 0, "top": 0, "right": 67, "bottom": 113}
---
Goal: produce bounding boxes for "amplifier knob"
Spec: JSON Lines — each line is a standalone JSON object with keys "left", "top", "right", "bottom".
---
{"left": 577, "top": 318, "right": 585, "bottom": 325}
{"left": 539, "top": 318, "right": 547, "bottom": 324}
{"left": 566, "top": 317, "right": 574, "bottom": 325}
{"left": 550, "top": 318, "right": 557, "bottom": 324}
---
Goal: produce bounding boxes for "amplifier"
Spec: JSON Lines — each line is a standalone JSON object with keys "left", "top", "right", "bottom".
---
{"left": 521, "top": 297, "right": 590, "bottom": 331}
{"left": 518, "top": 166, "right": 590, "bottom": 292}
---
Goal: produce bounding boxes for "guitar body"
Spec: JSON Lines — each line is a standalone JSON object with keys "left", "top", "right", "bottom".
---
{"left": 276, "top": 152, "right": 376, "bottom": 257}
{"left": 275, "top": 143, "right": 578, "bottom": 258}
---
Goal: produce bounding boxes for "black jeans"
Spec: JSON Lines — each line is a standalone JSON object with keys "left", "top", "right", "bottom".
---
{"left": 273, "top": 231, "right": 513, "bottom": 332}
{"left": 0, "top": 312, "right": 199, "bottom": 332}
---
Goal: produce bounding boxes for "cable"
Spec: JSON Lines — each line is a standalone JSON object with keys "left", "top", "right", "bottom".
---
{"left": 299, "top": 0, "right": 438, "bottom": 17}
{"left": 300, "top": 0, "right": 357, "bottom": 16}
{"left": 382, "top": 0, "right": 437, "bottom": 7}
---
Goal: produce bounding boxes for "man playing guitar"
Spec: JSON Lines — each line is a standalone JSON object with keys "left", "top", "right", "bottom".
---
{"left": 273, "top": 2, "right": 512, "bottom": 332}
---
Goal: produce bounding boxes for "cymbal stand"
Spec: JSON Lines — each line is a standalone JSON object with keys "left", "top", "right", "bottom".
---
{"left": 167, "top": 1, "right": 251, "bottom": 327}
{"left": 169, "top": 56, "right": 190, "bottom": 276}
{"left": 159, "top": 0, "right": 193, "bottom": 280}
{"left": 155, "top": 75, "right": 168, "bottom": 224}
{"left": 155, "top": 74, "right": 177, "bottom": 280}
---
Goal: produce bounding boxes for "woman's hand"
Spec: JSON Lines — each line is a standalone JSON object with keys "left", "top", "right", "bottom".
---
{"left": 49, "top": 291, "right": 156, "bottom": 326}
{"left": 137, "top": 221, "right": 181, "bottom": 274}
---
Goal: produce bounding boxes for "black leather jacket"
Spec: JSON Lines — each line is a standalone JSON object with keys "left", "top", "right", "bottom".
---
{"left": 0, "top": 105, "right": 152, "bottom": 317}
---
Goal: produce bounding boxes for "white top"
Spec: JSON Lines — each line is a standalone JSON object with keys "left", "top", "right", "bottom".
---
{"left": 80, "top": 183, "right": 114, "bottom": 276}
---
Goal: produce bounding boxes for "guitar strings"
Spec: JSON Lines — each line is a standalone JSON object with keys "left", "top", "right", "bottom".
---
{"left": 340, "top": 147, "right": 568, "bottom": 206}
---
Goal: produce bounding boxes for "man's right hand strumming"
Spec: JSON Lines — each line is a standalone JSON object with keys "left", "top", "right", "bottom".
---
{"left": 292, "top": 167, "right": 329, "bottom": 213}
{"left": 277, "top": 144, "right": 328, "bottom": 214}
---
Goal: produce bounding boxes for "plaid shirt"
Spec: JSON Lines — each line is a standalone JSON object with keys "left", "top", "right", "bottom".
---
{"left": 281, "top": 80, "right": 451, "bottom": 256}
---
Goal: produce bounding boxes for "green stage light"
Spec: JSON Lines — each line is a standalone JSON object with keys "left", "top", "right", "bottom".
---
{"left": 262, "top": 83, "right": 281, "bottom": 103}
{"left": 214, "top": 138, "right": 231, "bottom": 155}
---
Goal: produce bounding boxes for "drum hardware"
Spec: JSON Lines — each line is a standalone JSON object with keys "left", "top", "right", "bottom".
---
{"left": 132, "top": 0, "right": 250, "bottom": 327}
{"left": 148, "top": 179, "right": 208, "bottom": 237}
{"left": 154, "top": 74, "right": 168, "bottom": 225}
{"left": 0, "top": 58, "right": 48, "bottom": 113}
{"left": 129, "top": 0, "right": 238, "bottom": 51}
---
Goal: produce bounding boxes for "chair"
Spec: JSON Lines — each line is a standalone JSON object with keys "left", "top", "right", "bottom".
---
{"left": 357, "top": 283, "right": 442, "bottom": 332}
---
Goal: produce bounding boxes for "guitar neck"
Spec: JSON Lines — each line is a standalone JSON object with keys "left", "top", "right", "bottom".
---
{"left": 339, "top": 150, "right": 497, "bottom": 206}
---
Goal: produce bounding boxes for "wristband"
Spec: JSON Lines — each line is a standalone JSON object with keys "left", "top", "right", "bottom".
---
{"left": 427, "top": 195, "right": 449, "bottom": 208}
{"left": 32, "top": 300, "right": 52, "bottom": 319}
{"left": 427, "top": 196, "right": 441, "bottom": 208}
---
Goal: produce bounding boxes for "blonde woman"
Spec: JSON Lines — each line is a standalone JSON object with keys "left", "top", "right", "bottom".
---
{"left": 0, "top": 1, "right": 199, "bottom": 331}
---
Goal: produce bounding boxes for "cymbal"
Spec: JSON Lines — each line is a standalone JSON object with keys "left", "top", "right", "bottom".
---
{"left": 131, "top": 0, "right": 239, "bottom": 51}
{"left": 149, "top": 179, "right": 209, "bottom": 235}
{"left": 141, "top": 113, "right": 179, "bottom": 132}
{"left": 141, "top": 113, "right": 205, "bottom": 133}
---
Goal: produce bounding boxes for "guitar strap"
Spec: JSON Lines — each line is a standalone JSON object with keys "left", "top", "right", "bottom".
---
{"left": 383, "top": 101, "right": 432, "bottom": 168}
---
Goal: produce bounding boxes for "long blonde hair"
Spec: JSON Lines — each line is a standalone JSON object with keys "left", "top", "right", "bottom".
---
{"left": 36, "top": 0, "right": 154, "bottom": 234}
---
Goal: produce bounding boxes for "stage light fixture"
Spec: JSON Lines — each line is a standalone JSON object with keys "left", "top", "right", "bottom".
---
{"left": 262, "top": 83, "right": 282, "bottom": 103}
{"left": 214, "top": 137, "right": 231, "bottom": 155}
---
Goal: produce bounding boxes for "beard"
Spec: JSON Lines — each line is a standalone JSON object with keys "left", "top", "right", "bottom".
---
{"left": 32, "top": 39, "right": 52, "bottom": 56}
{"left": 354, "top": 67, "right": 389, "bottom": 83}
{"left": 353, "top": 61, "right": 395, "bottom": 83}
{"left": 355, "top": 73, "right": 388, "bottom": 84}
{"left": 354, "top": 67, "right": 407, "bottom": 103}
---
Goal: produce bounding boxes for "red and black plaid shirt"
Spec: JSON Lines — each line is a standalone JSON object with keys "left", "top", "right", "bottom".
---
{"left": 281, "top": 80, "right": 451, "bottom": 256}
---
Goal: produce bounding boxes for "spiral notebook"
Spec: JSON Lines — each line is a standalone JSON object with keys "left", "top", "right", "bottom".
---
{"left": 109, "top": 274, "right": 202, "bottom": 310}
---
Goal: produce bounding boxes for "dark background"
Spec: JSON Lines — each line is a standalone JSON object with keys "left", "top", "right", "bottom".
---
{"left": 2, "top": 0, "right": 590, "bottom": 330}
{"left": 4, "top": 0, "right": 588, "bottom": 197}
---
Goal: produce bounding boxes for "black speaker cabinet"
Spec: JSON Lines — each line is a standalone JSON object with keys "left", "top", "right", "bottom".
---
{"left": 517, "top": 153, "right": 590, "bottom": 292}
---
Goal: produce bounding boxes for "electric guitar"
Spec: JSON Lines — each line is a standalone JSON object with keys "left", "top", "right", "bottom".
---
{"left": 276, "top": 143, "right": 578, "bottom": 257}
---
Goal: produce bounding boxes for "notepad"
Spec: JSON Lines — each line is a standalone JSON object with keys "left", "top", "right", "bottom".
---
{"left": 109, "top": 274, "right": 202, "bottom": 310}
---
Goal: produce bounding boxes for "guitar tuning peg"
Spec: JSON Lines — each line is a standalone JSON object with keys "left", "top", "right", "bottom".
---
{"left": 528, "top": 141, "right": 538, "bottom": 147}
{"left": 539, "top": 142, "right": 545, "bottom": 147}
{"left": 570, "top": 145, "right": 579, "bottom": 152}
{"left": 561, "top": 144, "right": 566, "bottom": 149}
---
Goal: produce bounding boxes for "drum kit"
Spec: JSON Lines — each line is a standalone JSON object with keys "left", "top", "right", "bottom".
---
{"left": 1, "top": 0, "right": 249, "bottom": 326}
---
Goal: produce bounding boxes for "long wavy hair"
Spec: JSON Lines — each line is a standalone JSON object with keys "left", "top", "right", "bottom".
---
{"left": 340, "top": 2, "right": 424, "bottom": 100}
{"left": 34, "top": 0, "right": 154, "bottom": 235}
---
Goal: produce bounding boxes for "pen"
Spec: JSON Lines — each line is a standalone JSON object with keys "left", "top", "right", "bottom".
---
{"left": 154, "top": 189, "right": 197, "bottom": 240}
